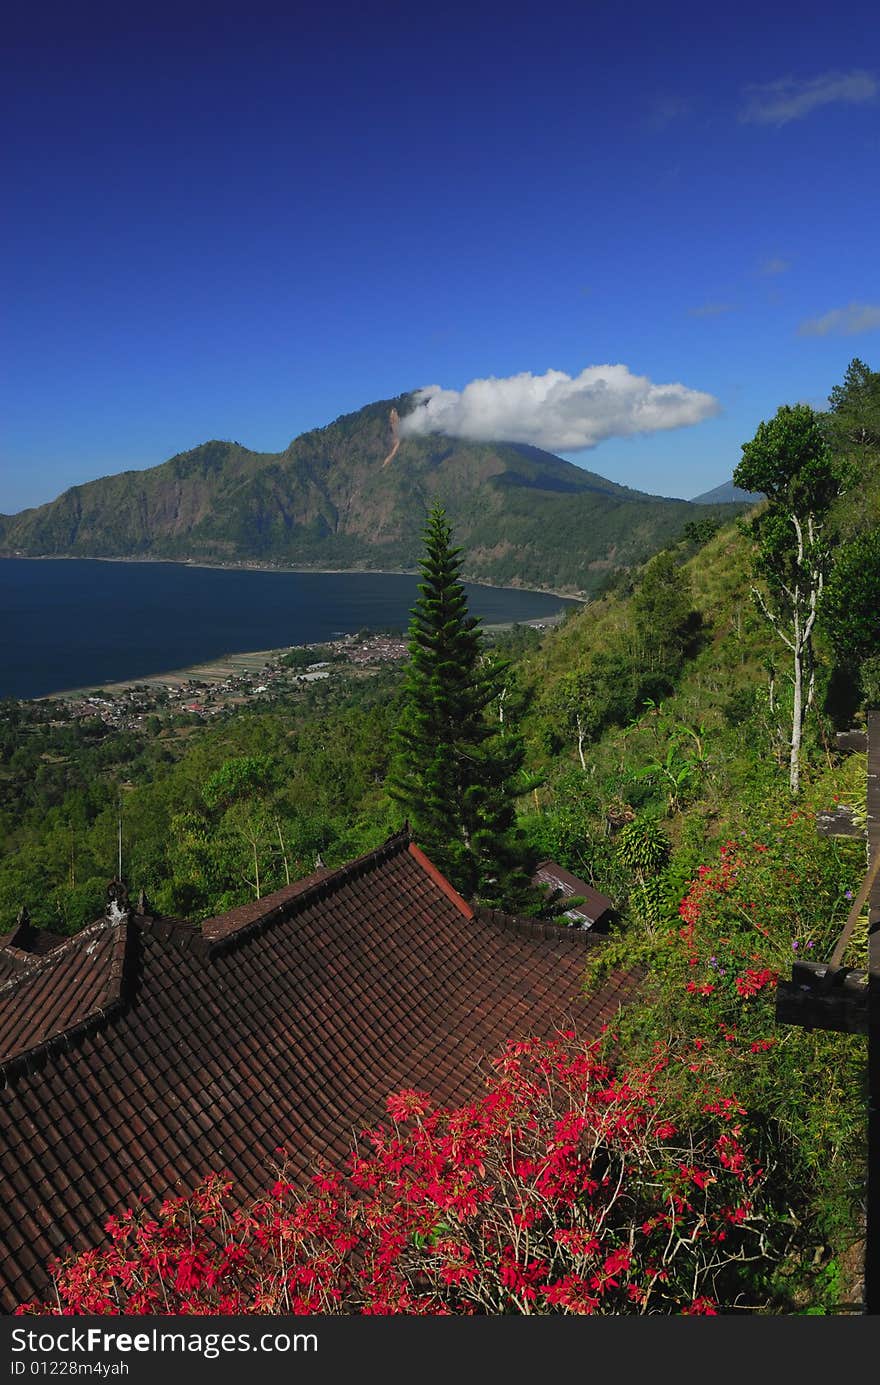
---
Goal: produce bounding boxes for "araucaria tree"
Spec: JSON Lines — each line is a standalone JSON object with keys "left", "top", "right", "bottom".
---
{"left": 734, "top": 404, "right": 845, "bottom": 795}
{"left": 387, "top": 505, "right": 535, "bottom": 908}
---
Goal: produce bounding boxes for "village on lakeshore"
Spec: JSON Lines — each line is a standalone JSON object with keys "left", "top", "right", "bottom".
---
{"left": 24, "top": 620, "right": 557, "bottom": 731}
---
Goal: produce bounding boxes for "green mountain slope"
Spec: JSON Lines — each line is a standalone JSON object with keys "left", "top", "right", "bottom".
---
{"left": 0, "top": 394, "right": 739, "bottom": 594}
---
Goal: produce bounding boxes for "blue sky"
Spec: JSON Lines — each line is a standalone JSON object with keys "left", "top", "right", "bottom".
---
{"left": 2, "top": 0, "right": 879, "bottom": 511}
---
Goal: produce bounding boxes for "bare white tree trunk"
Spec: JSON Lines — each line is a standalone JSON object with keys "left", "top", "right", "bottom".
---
{"left": 236, "top": 815, "right": 264, "bottom": 899}
{"left": 752, "top": 510, "right": 824, "bottom": 798}
{"left": 276, "top": 818, "right": 291, "bottom": 886}
{"left": 790, "top": 636, "right": 803, "bottom": 796}
{"left": 576, "top": 712, "right": 586, "bottom": 771}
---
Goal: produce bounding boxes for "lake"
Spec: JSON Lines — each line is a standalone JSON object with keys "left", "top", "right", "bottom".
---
{"left": 0, "top": 558, "right": 579, "bottom": 700}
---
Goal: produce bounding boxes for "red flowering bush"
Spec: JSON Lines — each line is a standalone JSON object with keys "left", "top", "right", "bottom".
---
{"left": 676, "top": 841, "right": 781, "bottom": 1021}
{"left": 18, "top": 1036, "right": 770, "bottom": 1316}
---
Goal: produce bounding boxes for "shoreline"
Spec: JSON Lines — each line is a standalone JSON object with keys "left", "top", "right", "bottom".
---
{"left": 34, "top": 609, "right": 569, "bottom": 703}
{"left": 0, "top": 551, "right": 590, "bottom": 604}
{"left": 38, "top": 646, "right": 294, "bottom": 702}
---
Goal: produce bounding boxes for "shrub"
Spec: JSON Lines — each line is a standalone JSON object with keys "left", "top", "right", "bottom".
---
{"left": 20, "top": 1036, "right": 773, "bottom": 1316}
{"left": 616, "top": 817, "right": 672, "bottom": 879}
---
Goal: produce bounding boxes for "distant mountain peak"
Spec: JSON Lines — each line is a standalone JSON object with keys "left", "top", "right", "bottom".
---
{"left": 691, "top": 479, "right": 763, "bottom": 505}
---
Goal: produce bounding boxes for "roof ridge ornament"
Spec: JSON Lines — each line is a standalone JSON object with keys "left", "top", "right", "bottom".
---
{"left": 105, "top": 879, "right": 130, "bottom": 925}
{"left": 13, "top": 907, "right": 32, "bottom": 944}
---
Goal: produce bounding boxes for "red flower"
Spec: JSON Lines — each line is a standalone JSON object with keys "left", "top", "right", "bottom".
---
{"left": 682, "top": 1296, "right": 718, "bottom": 1315}
{"left": 735, "top": 967, "right": 777, "bottom": 999}
{"left": 385, "top": 1089, "right": 432, "bottom": 1123}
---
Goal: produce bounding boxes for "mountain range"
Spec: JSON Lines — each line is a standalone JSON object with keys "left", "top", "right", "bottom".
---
{"left": 0, "top": 394, "right": 747, "bottom": 595}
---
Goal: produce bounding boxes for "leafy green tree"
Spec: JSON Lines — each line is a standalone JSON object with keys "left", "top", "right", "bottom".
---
{"left": 630, "top": 550, "right": 696, "bottom": 679}
{"left": 202, "top": 756, "right": 282, "bottom": 902}
{"left": 821, "top": 529, "right": 880, "bottom": 710}
{"left": 734, "top": 404, "right": 847, "bottom": 794}
{"left": 554, "top": 669, "right": 596, "bottom": 770}
{"left": 615, "top": 816, "right": 671, "bottom": 878}
{"left": 821, "top": 530, "right": 880, "bottom": 668}
{"left": 633, "top": 740, "right": 703, "bottom": 816}
{"left": 162, "top": 810, "right": 229, "bottom": 916}
{"left": 202, "top": 755, "right": 274, "bottom": 810}
{"left": 387, "top": 505, "right": 536, "bottom": 909}
{"left": 826, "top": 356, "right": 880, "bottom": 452}
{"left": 615, "top": 815, "right": 673, "bottom": 936}
{"left": 546, "top": 651, "right": 644, "bottom": 765}
{"left": 682, "top": 516, "right": 721, "bottom": 550}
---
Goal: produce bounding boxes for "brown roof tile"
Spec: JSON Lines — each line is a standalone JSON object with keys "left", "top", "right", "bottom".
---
{"left": 0, "top": 923, "right": 68, "bottom": 983}
{"left": 200, "top": 866, "right": 332, "bottom": 942}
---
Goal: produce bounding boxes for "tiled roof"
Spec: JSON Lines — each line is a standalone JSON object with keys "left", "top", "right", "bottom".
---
{"left": 0, "top": 923, "right": 67, "bottom": 984}
{"left": 0, "top": 831, "right": 643, "bottom": 1310}
{"left": 0, "top": 947, "right": 31, "bottom": 984}
{"left": 533, "top": 859, "right": 615, "bottom": 926}
{"left": 0, "top": 919, "right": 129, "bottom": 1067}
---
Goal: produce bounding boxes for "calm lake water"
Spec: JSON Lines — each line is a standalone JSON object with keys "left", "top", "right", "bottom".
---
{"left": 0, "top": 559, "right": 578, "bottom": 700}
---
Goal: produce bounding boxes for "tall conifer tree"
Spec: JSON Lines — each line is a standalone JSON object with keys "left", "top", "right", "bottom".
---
{"left": 387, "top": 504, "right": 536, "bottom": 909}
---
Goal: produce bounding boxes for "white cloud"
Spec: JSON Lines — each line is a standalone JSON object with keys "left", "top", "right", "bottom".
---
{"left": 740, "top": 70, "right": 877, "bottom": 126}
{"left": 798, "top": 302, "right": 880, "bottom": 337}
{"left": 760, "top": 257, "right": 790, "bottom": 276}
{"left": 398, "top": 365, "right": 721, "bottom": 453}
{"left": 646, "top": 95, "right": 689, "bottom": 130}
{"left": 689, "top": 302, "right": 734, "bottom": 318}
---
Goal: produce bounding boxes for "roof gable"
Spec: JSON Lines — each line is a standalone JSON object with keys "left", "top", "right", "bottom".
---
{"left": 0, "top": 918, "right": 130, "bottom": 1070}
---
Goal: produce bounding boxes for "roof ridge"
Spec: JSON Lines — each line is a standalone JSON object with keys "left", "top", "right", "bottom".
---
{"left": 140, "top": 913, "right": 207, "bottom": 957}
{"left": 0, "top": 919, "right": 134, "bottom": 1082}
{"left": 202, "top": 827, "right": 413, "bottom": 956}
{"left": 406, "top": 842, "right": 474, "bottom": 919}
{"left": 471, "top": 905, "right": 605, "bottom": 948}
